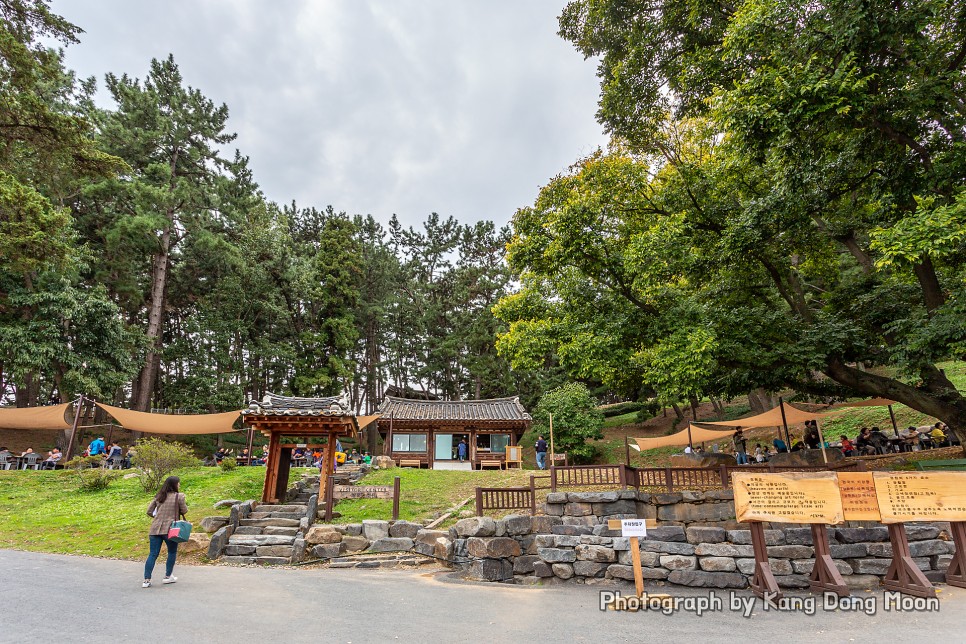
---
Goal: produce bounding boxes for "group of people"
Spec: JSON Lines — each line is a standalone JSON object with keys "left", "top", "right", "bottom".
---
{"left": 0, "top": 446, "right": 63, "bottom": 470}
{"left": 83, "top": 436, "right": 133, "bottom": 467}
{"left": 846, "top": 422, "right": 953, "bottom": 455}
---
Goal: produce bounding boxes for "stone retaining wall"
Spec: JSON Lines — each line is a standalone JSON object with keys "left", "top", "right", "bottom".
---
{"left": 455, "top": 491, "right": 957, "bottom": 587}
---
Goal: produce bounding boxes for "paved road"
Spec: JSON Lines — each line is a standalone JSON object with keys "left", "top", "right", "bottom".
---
{"left": 3, "top": 549, "right": 965, "bottom": 643}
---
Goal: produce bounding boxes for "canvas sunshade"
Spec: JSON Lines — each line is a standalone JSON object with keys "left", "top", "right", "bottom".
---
{"left": 0, "top": 403, "right": 72, "bottom": 430}
{"left": 631, "top": 423, "right": 738, "bottom": 451}
{"left": 354, "top": 414, "right": 381, "bottom": 430}
{"left": 96, "top": 403, "right": 242, "bottom": 434}
{"left": 692, "top": 402, "right": 840, "bottom": 429}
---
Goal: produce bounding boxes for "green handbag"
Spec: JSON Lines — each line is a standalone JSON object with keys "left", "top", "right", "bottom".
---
{"left": 167, "top": 495, "right": 192, "bottom": 543}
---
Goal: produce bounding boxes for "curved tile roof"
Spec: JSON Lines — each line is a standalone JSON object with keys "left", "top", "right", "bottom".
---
{"left": 242, "top": 392, "right": 351, "bottom": 416}
{"left": 378, "top": 396, "right": 532, "bottom": 422}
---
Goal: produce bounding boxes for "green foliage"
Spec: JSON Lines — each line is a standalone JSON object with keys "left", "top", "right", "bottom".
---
{"left": 219, "top": 458, "right": 236, "bottom": 473}
{"left": 533, "top": 382, "right": 605, "bottom": 463}
{"left": 601, "top": 401, "right": 644, "bottom": 418}
{"left": 130, "top": 437, "right": 198, "bottom": 493}
{"left": 75, "top": 467, "right": 118, "bottom": 492}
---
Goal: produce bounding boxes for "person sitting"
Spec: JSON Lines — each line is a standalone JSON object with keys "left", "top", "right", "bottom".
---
{"left": 854, "top": 428, "right": 875, "bottom": 455}
{"left": 839, "top": 435, "right": 855, "bottom": 457}
{"left": 803, "top": 422, "right": 821, "bottom": 449}
{"left": 42, "top": 448, "right": 62, "bottom": 470}
{"left": 772, "top": 437, "right": 788, "bottom": 453}
{"left": 930, "top": 423, "right": 948, "bottom": 448}
{"left": 88, "top": 436, "right": 106, "bottom": 457}
{"left": 124, "top": 446, "right": 136, "bottom": 468}
{"left": 754, "top": 443, "right": 765, "bottom": 463}
{"left": 899, "top": 426, "right": 920, "bottom": 452}
{"left": 790, "top": 437, "right": 805, "bottom": 452}
{"left": 311, "top": 448, "right": 323, "bottom": 468}
{"left": 238, "top": 448, "right": 252, "bottom": 465}
{"left": 349, "top": 448, "right": 361, "bottom": 464}
{"left": 362, "top": 451, "right": 371, "bottom": 465}
{"left": 214, "top": 448, "right": 228, "bottom": 463}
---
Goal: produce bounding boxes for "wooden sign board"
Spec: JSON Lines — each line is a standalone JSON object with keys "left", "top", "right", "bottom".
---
{"left": 332, "top": 485, "right": 394, "bottom": 500}
{"left": 733, "top": 472, "right": 844, "bottom": 525}
{"left": 873, "top": 472, "right": 966, "bottom": 523}
{"left": 836, "top": 472, "right": 882, "bottom": 521}
{"left": 505, "top": 445, "right": 522, "bottom": 461}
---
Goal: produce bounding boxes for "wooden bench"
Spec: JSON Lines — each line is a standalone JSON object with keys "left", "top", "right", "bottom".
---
{"left": 915, "top": 459, "right": 966, "bottom": 471}
{"left": 398, "top": 458, "right": 422, "bottom": 468}
{"left": 479, "top": 460, "right": 503, "bottom": 470}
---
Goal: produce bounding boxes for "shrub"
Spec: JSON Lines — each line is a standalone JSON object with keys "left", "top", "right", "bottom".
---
{"left": 219, "top": 458, "right": 237, "bottom": 473}
{"left": 601, "top": 401, "right": 644, "bottom": 418}
{"left": 635, "top": 399, "right": 663, "bottom": 423}
{"left": 533, "top": 383, "right": 605, "bottom": 463}
{"left": 77, "top": 468, "right": 119, "bottom": 492}
{"left": 131, "top": 437, "right": 199, "bottom": 493}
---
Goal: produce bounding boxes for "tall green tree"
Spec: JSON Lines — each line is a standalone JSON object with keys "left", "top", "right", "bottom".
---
{"left": 533, "top": 382, "right": 604, "bottom": 463}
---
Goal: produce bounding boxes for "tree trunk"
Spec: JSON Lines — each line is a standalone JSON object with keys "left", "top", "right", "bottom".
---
{"left": 133, "top": 225, "right": 172, "bottom": 412}
{"left": 671, "top": 402, "right": 684, "bottom": 421}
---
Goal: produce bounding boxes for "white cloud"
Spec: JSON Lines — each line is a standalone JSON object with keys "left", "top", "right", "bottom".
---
{"left": 53, "top": 0, "right": 607, "bottom": 228}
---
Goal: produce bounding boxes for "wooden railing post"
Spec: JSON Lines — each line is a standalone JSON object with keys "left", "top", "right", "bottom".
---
{"left": 550, "top": 465, "right": 557, "bottom": 493}
{"left": 324, "top": 474, "right": 335, "bottom": 523}
{"left": 618, "top": 465, "right": 627, "bottom": 489}
{"left": 475, "top": 487, "right": 484, "bottom": 516}
{"left": 719, "top": 465, "right": 729, "bottom": 489}
{"left": 392, "top": 476, "right": 401, "bottom": 521}
{"left": 664, "top": 467, "right": 674, "bottom": 493}
{"left": 529, "top": 475, "right": 537, "bottom": 515}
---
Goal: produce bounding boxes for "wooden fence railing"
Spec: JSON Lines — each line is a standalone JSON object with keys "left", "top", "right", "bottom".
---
{"left": 475, "top": 475, "right": 537, "bottom": 516}
{"left": 475, "top": 461, "right": 863, "bottom": 515}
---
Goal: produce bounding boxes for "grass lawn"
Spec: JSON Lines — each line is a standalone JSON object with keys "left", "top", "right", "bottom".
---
{"left": 331, "top": 467, "right": 535, "bottom": 524}
{"left": 0, "top": 466, "right": 265, "bottom": 561}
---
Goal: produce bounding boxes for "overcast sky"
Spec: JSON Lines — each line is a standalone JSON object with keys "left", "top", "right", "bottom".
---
{"left": 51, "top": 1, "right": 607, "bottom": 229}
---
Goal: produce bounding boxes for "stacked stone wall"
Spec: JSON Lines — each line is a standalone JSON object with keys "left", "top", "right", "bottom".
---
{"left": 454, "top": 490, "right": 956, "bottom": 587}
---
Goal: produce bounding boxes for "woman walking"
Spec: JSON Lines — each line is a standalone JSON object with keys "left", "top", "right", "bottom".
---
{"left": 143, "top": 475, "right": 188, "bottom": 588}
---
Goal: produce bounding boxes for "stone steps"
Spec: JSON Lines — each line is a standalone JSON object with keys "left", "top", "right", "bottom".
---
{"left": 220, "top": 556, "right": 292, "bottom": 566}
{"left": 238, "top": 518, "right": 301, "bottom": 528}
{"left": 228, "top": 534, "right": 297, "bottom": 546}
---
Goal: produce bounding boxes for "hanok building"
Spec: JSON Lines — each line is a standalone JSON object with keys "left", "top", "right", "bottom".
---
{"left": 242, "top": 393, "right": 377, "bottom": 503}
{"left": 377, "top": 396, "right": 532, "bottom": 470}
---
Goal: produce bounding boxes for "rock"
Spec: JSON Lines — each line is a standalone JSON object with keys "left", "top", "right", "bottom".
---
{"left": 291, "top": 537, "right": 306, "bottom": 562}
{"left": 389, "top": 521, "right": 421, "bottom": 539}
{"left": 782, "top": 528, "right": 815, "bottom": 545}
{"left": 312, "top": 543, "right": 346, "bottom": 559}
{"left": 559, "top": 516, "right": 596, "bottom": 527}
{"left": 538, "top": 548, "right": 577, "bottom": 563}
{"left": 845, "top": 574, "right": 881, "bottom": 589}
{"left": 546, "top": 492, "right": 568, "bottom": 504}
{"left": 694, "top": 543, "right": 753, "bottom": 558}
{"left": 263, "top": 526, "right": 299, "bottom": 536}
{"left": 563, "top": 502, "right": 594, "bottom": 516}
{"left": 530, "top": 516, "right": 562, "bottom": 534}
{"left": 228, "top": 535, "right": 295, "bottom": 546}
{"left": 618, "top": 550, "right": 661, "bottom": 567}
{"left": 368, "top": 537, "right": 415, "bottom": 553}
{"left": 766, "top": 545, "right": 813, "bottom": 559}
{"left": 830, "top": 543, "right": 867, "bottom": 558}
{"left": 551, "top": 563, "right": 574, "bottom": 579}
{"left": 467, "top": 537, "right": 522, "bottom": 559}
{"left": 661, "top": 555, "right": 697, "bottom": 571}
{"left": 233, "top": 526, "right": 262, "bottom": 536}
{"left": 573, "top": 561, "right": 609, "bottom": 577}
{"left": 568, "top": 491, "right": 620, "bottom": 503}
{"left": 513, "top": 554, "right": 542, "bottom": 574}
{"left": 652, "top": 493, "right": 683, "bottom": 505}
{"left": 835, "top": 527, "right": 888, "bottom": 543}
{"left": 792, "top": 559, "right": 853, "bottom": 576}
{"left": 643, "top": 526, "right": 686, "bottom": 542}
{"left": 607, "top": 564, "right": 669, "bottom": 580}
{"left": 200, "top": 516, "right": 229, "bottom": 534}
{"left": 224, "top": 544, "right": 256, "bottom": 556}
{"left": 256, "top": 545, "right": 293, "bottom": 558}
{"left": 611, "top": 538, "right": 630, "bottom": 551}
{"left": 373, "top": 455, "right": 395, "bottom": 469}
{"left": 180, "top": 533, "right": 210, "bottom": 554}
{"left": 934, "top": 554, "right": 953, "bottom": 571}
{"left": 776, "top": 574, "right": 811, "bottom": 589}
{"left": 467, "top": 558, "right": 513, "bottom": 581}
{"left": 344, "top": 523, "right": 363, "bottom": 536}
{"left": 579, "top": 535, "right": 613, "bottom": 546}
{"left": 667, "top": 570, "right": 748, "bottom": 588}
{"left": 849, "top": 558, "right": 892, "bottom": 575}
{"left": 728, "top": 529, "right": 784, "bottom": 545}
{"left": 453, "top": 516, "right": 497, "bottom": 538}
{"left": 207, "top": 526, "right": 230, "bottom": 559}
{"left": 305, "top": 526, "right": 343, "bottom": 545}
{"left": 905, "top": 525, "right": 941, "bottom": 541}
{"left": 551, "top": 525, "right": 593, "bottom": 536}
{"left": 533, "top": 561, "right": 553, "bottom": 577}
{"left": 213, "top": 499, "right": 241, "bottom": 509}
{"left": 504, "top": 514, "right": 532, "bottom": 536}
{"left": 305, "top": 494, "right": 319, "bottom": 528}
{"left": 362, "top": 520, "right": 391, "bottom": 541}
{"left": 228, "top": 505, "right": 240, "bottom": 530}
{"left": 434, "top": 537, "right": 453, "bottom": 560}
{"left": 342, "top": 536, "right": 369, "bottom": 553}
{"left": 686, "top": 527, "right": 727, "bottom": 544}
{"left": 658, "top": 503, "right": 735, "bottom": 523}
{"left": 670, "top": 452, "right": 736, "bottom": 467}
{"left": 640, "top": 541, "right": 696, "bottom": 555}
{"left": 575, "top": 545, "right": 617, "bottom": 563}
{"left": 699, "top": 556, "right": 737, "bottom": 572}
{"left": 910, "top": 540, "right": 951, "bottom": 557}
{"left": 534, "top": 535, "right": 556, "bottom": 549}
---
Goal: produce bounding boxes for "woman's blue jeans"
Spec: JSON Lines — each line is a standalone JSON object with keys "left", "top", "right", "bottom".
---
{"left": 144, "top": 534, "right": 178, "bottom": 579}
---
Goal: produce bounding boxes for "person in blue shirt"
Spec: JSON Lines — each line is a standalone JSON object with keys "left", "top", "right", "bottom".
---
{"left": 772, "top": 437, "right": 788, "bottom": 453}
{"left": 457, "top": 439, "right": 468, "bottom": 462}
{"left": 88, "top": 436, "right": 106, "bottom": 456}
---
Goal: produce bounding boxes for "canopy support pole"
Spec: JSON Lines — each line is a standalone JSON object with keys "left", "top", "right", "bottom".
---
{"left": 778, "top": 397, "right": 792, "bottom": 448}
{"left": 65, "top": 394, "right": 84, "bottom": 460}
{"left": 815, "top": 418, "right": 829, "bottom": 464}
{"left": 888, "top": 405, "right": 900, "bottom": 437}
{"left": 624, "top": 436, "right": 630, "bottom": 466}
{"left": 687, "top": 422, "right": 693, "bottom": 450}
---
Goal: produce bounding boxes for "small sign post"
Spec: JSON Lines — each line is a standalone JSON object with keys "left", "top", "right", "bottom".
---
{"left": 609, "top": 518, "right": 646, "bottom": 597}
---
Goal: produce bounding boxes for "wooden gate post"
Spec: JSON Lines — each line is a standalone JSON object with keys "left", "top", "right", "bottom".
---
{"left": 324, "top": 474, "right": 335, "bottom": 523}
{"left": 475, "top": 486, "right": 484, "bottom": 516}
{"left": 392, "top": 476, "right": 401, "bottom": 521}
{"left": 529, "top": 475, "right": 536, "bottom": 515}
{"left": 808, "top": 523, "right": 849, "bottom": 596}
{"left": 748, "top": 521, "right": 782, "bottom": 601}
{"left": 882, "top": 523, "right": 936, "bottom": 598}
{"left": 946, "top": 521, "right": 966, "bottom": 588}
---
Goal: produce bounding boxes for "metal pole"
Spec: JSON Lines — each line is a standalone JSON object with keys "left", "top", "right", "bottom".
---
{"left": 778, "top": 397, "right": 792, "bottom": 448}
{"left": 246, "top": 427, "right": 255, "bottom": 465}
{"left": 687, "top": 421, "right": 693, "bottom": 451}
{"left": 65, "top": 394, "right": 84, "bottom": 460}
{"left": 625, "top": 436, "right": 631, "bottom": 466}
{"left": 888, "top": 405, "right": 899, "bottom": 437}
